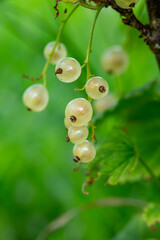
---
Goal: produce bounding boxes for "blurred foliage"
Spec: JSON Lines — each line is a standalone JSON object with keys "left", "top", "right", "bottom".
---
{"left": 0, "top": 0, "right": 160, "bottom": 239}
{"left": 85, "top": 80, "right": 160, "bottom": 185}
{"left": 142, "top": 203, "right": 160, "bottom": 227}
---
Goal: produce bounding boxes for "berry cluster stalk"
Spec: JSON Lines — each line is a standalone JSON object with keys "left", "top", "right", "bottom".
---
{"left": 41, "top": 4, "right": 79, "bottom": 86}
{"left": 83, "top": 4, "right": 105, "bottom": 85}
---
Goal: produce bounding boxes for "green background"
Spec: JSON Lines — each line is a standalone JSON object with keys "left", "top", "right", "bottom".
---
{"left": 0, "top": 0, "right": 159, "bottom": 239}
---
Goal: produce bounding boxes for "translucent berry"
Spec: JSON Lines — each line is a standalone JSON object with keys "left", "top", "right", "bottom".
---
{"left": 68, "top": 126, "right": 89, "bottom": 144}
{"left": 55, "top": 57, "right": 81, "bottom": 83}
{"left": 115, "top": 0, "right": 139, "bottom": 9}
{"left": 65, "top": 98, "right": 93, "bottom": 126}
{"left": 44, "top": 41, "right": 67, "bottom": 65}
{"left": 73, "top": 140, "right": 96, "bottom": 163}
{"left": 23, "top": 84, "right": 49, "bottom": 112}
{"left": 85, "top": 76, "right": 109, "bottom": 100}
{"left": 93, "top": 93, "right": 118, "bottom": 113}
{"left": 64, "top": 117, "right": 72, "bottom": 130}
{"left": 101, "top": 46, "right": 129, "bottom": 75}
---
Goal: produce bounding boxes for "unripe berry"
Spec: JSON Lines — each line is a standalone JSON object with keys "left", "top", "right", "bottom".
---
{"left": 44, "top": 41, "right": 67, "bottom": 65}
{"left": 68, "top": 126, "right": 89, "bottom": 144}
{"left": 65, "top": 98, "right": 93, "bottom": 126}
{"left": 115, "top": 0, "right": 139, "bottom": 9}
{"left": 73, "top": 140, "right": 96, "bottom": 163}
{"left": 23, "top": 84, "right": 49, "bottom": 112}
{"left": 55, "top": 57, "right": 81, "bottom": 83}
{"left": 64, "top": 117, "right": 72, "bottom": 130}
{"left": 101, "top": 46, "right": 129, "bottom": 75}
{"left": 85, "top": 77, "right": 109, "bottom": 100}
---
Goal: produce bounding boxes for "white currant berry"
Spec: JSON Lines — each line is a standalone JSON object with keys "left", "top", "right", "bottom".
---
{"left": 93, "top": 93, "right": 118, "bottom": 113}
{"left": 73, "top": 140, "right": 96, "bottom": 163}
{"left": 64, "top": 117, "right": 72, "bottom": 130}
{"left": 55, "top": 57, "right": 81, "bottom": 83}
{"left": 101, "top": 46, "right": 129, "bottom": 75}
{"left": 44, "top": 41, "right": 67, "bottom": 65}
{"left": 68, "top": 126, "right": 89, "bottom": 144}
{"left": 23, "top": 84, "right": 49, "bottom": 112}
{"left": 65, "top": 98, "right": 93, "bottom": 126}
{"left": 115, "top": 0, "right": 139, "bottom": 9}
{"left": 85, "top": 76, "right": 109, "bottom": 100}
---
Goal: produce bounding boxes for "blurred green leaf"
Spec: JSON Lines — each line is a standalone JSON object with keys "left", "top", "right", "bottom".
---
{"left": 142, "top": 203, "right": 160, "bottom": 227}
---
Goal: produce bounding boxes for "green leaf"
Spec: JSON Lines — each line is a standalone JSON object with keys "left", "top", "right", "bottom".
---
{"left": 86, "top": 129, "right": 138, "bottom": 185}
{"left": 84, "top": 80, "right": 160, "bottom": 185}
{"left": 142, "top": 203, "right": 160, "bottom": 227}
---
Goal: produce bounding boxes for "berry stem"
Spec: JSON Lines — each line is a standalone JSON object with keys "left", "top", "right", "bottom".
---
{"left": 79, "top": 0, "right": 99, "bottom": 10}
{"left": 41, "top": 4, "right": 79, "bottom": 86}
{"left": 84, "top": 4, "right": 104, "bottom": 84}
{"left": 139, "top": 157, "right": 160, "bottom": 187}
{"left": 36, "top": 197, "right": 146, "bottom": 240}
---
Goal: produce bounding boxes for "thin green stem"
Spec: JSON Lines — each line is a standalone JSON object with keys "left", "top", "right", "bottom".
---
{"left": 84, "top": 4, "right": 104, "bottom": 83}
{"left": 36, "top": 197, "right": 146, "bottom": 240}
{"left": 41, "top": 4, "right": 79, "bottom": 86}
{"left": 139, "top": 157, "right": 155, "bottom": 179}
{"left": 79, "top": 0, "right": 99, "bottom": 10}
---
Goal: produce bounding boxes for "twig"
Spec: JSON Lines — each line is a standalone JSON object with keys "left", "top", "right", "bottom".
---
{"left": 145, "top": 0, "right": 160, "bottom": 69}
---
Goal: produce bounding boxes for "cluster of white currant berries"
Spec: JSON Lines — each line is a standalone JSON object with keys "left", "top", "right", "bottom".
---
{"left": 23, "top": 39, "right": 129, "bottom": 163}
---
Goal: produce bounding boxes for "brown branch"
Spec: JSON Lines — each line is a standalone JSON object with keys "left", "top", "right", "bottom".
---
{"left": 145, "top": 0, "right": 160, "bottom": 69}
{"left": 105, "top": 0, "right": 150, "bottom": 38}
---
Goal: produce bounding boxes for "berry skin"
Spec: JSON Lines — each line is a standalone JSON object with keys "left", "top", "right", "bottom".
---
{"left": 23, "top": 84, "right": 49, "bottom": 112}
{"left": 85, "top": 77, "right": 109, "bottom": 100}
{"left": 44, "top": 41, "right": 67, "bottom": 65}
{"left": 55, "top": 57, "right": 81, "bottom": 83}
{"left": 94, "top": 93, "right": 118, "bottom": 113}
{"left": 64, "top": 117, "right": 72, "bottom": 130}
{"left": 65, "top": 98, "right": 93, "bottom": 126}
{"left": 115, "top": 0, "right": 139, "bottom": 9}
{"left": 73, "top": 140, "right": 96, "bottom": 163}
{"left": 101, "top": 46, "right": 129, "bottom": 76}
{"left": 68, "top": 126, "right": 89, "bottom": 144}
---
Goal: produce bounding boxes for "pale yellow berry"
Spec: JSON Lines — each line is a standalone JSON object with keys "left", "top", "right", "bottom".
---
{"left": 23, "top": 84, "right": 49, "bottom": 112}
{"left": 73, "top": 140, "right": 96, "bottom": 163}
{"left": 44, "top": 41, "right": 67, "bottom": 65}
{"left": 85, "top": 77, "right": 109, "bottom": 100}
{"left": 101, "top": 46, "right": 129, "bottom": 75}
{"left": 64, "top": 117, "right": 72, "bottom": 130}
{"left": 93, "top": 93, "right": 118, "bottom": 113}
{"left": 68, "top": 126, "right": 89, "bottom": 144}
{"left": 115, "top": 0, "right": 139, "bottom": 9}
{"left": 55, "top": 57, "right": 81, "bottom": 83}
{"left": 65, "top": 98, "right": 93, "bottom": 126}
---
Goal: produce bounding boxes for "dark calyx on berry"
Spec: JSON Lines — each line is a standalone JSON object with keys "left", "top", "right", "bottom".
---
{"left": 55, "top": 68, "right": 63, "bottom": 75}
{"left": 73, "top": 156, "right": 80, "bottom": 162}
{"left": 70, "top": 115, "right": 77, "bottom": 123}
{"left": 99, "top": 85, "right": 106, "bottom": 93}
{"left": 129, "top": 3, "right": 135, "bottom": 7}
{"left": 27, "top": 107, "right": 32, "bottom": 111}
{"left": 66, "top": 135, "right": 70, "bottom": 142}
